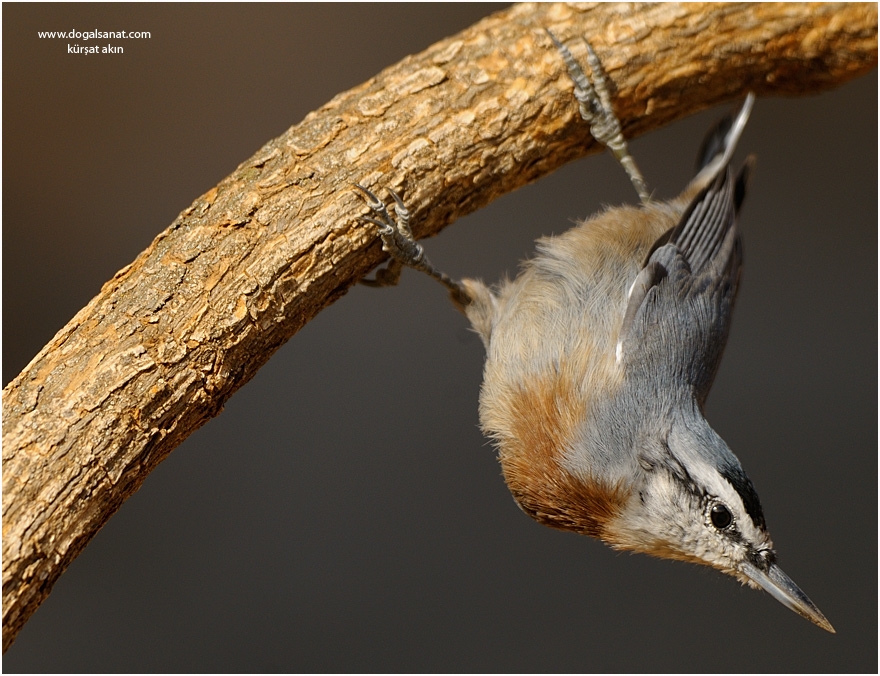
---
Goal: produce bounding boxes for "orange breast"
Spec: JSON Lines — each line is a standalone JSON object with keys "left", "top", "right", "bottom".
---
{"left": 488, "top": 362, "right": 630, "bottom": 538}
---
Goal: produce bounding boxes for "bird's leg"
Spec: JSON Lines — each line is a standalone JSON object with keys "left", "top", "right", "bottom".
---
{"left": 547, "top": 30, "right": 651, "bottom": 204}
{"left": 354, "top": 184, "right": 471, "bottom": 307}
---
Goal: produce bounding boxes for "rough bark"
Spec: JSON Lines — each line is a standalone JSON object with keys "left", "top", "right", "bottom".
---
{"left": 2, "top": 2, "right": 876, "bottom": 652}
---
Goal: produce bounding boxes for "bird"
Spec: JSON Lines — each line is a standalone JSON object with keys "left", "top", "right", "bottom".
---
{"left": 353, "top": 31, "right": 834, "bottom": 633}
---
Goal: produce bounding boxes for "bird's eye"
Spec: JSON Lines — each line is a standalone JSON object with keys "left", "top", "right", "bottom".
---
{"left": 710, "top": 503, "right": 733, "bottom": 529}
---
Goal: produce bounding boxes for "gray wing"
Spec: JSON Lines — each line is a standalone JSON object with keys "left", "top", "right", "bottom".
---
{"left": 617, "top": 167, "right": 743, "bottom": 403}
{"left": 668, "top": 168, "right": 740, "bottom": 275}
{"left": 616, "top": 95, "right": 754, "bottom": 400}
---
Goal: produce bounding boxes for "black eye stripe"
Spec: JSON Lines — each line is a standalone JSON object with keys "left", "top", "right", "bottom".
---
{"left": 719, "top": 464, "right": 766, "bottom": 530}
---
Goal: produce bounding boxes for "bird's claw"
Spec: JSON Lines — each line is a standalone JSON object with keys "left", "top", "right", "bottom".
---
{"left": 547, "top": 29, "right": 650, "bottom": 203}
{"left": 354, "top": 184, "right": 426, "bottom": 288}
{"left": 353, "top": 183, "right": 471, "bottom": 306}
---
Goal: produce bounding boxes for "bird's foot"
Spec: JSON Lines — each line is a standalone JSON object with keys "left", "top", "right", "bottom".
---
{"left": 546, "top": 30, "right": 650, "bottom": 203}
{"left": 354, "top": 184, "right": 471, "bottom": 306}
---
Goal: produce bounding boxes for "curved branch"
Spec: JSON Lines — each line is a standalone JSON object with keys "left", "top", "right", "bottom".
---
{"left": 2, "top": 1, "right": 876, "bottom": 652}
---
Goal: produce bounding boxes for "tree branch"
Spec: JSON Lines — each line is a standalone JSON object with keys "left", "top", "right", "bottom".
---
{"left": 2, "top": 1, "right": 876, "bottom": 652}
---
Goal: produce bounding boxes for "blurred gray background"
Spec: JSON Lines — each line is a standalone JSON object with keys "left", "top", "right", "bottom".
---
{"left": 3, "top": 4, "right": 876, "bottom": 672}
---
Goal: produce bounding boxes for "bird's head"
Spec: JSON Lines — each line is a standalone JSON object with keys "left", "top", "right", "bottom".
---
{"left": 601, "top": 413, "right": 834, "bottom": 632}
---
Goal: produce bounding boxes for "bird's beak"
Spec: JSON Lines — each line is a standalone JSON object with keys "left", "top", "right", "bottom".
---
{"left": 740, "top": 561, "right": 835, "bottom": 633}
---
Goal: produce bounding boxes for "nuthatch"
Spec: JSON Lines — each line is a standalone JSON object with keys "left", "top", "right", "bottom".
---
{"left": 355, "top": 32, "right": 834, "bottom": 633}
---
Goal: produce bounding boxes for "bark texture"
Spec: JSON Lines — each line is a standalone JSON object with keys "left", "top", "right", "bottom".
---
{"left": 3, "top": 2, "right": 876, "bottom": 651}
